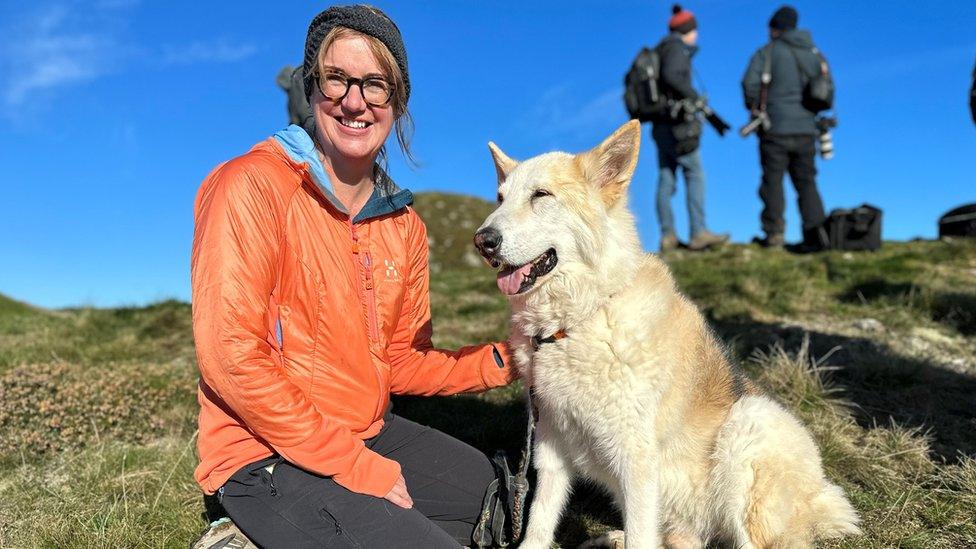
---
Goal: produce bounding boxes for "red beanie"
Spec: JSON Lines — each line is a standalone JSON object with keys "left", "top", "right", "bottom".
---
{"left": 668, "top": 4, "right": 697, "bottom": 34}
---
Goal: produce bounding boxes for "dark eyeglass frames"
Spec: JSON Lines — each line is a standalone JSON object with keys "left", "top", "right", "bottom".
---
{"left": 316, "top": 71, "right": 395, "bottom": 107}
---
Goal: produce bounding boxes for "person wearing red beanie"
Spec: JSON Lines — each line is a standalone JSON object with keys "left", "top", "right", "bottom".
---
{"left": 652, "top": 4, "right": 729, "bottom": 252}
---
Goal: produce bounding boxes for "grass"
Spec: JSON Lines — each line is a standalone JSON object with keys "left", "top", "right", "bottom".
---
{"left": 667, "top": 239, "right": 976, "bottom": 336}
{"left": 1, "top": 192, "right": 975, "bottom": 547}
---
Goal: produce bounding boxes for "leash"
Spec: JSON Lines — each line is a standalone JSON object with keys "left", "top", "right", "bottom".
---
{"left": 514, "top": 329, "right": 565, "bottom": 540}
{"left": 473, "top": 329, "right": 565, "bottom": 548}
{"left": 509, "top": 385, "right": 537, "bottom": 541}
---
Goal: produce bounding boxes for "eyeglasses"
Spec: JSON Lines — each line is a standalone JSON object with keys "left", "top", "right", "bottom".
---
{"left": 317, "top": 71, "right": 395, "bottom": 107}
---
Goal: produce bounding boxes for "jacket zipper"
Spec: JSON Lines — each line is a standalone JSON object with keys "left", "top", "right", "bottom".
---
{"left": 362, "top": 253, "right": 380, "bottom": 343}
{"left": 349, "top": 221, "right": 386, "bottom": 420}
{"left": 349, "top": 222, "right": 380, "bottom": 343}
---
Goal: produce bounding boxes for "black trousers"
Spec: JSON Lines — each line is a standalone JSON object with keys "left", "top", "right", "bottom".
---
{"left": 758, "top": 134, "right": 826, "bottom": 235}
{"left": 219, "top": 412, "right": 495, "bottom": 548}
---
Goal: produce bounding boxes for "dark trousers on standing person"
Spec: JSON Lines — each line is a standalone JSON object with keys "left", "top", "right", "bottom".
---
{"left": 219, "top": 410, "right": 495, "bottom": 549}
{"left": 758, "top": 134, "right": 827, "bottom": 243}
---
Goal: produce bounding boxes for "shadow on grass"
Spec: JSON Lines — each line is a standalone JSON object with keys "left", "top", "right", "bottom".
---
{"left": 712, "top": 317, "right": 976, "bottom": 461}
{"left": 931, "top": 293, "right": 976, "bottom": 336}
{"left": 840, "top": 279, "right": 918, "bottom": 304}
{"left": 840, "top": 279, "right": 976, "bottom": 336}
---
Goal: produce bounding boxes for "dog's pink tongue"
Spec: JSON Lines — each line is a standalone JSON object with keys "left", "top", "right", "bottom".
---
{"left": 497, "top": 264, "right": 533, "bottom": 295}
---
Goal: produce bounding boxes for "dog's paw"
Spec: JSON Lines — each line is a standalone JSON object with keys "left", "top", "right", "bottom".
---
{"left": 578, "top": 529, "right": 625, "bottom": 549}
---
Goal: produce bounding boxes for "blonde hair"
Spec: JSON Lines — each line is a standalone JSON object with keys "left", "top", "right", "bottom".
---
{"left": 315, "top": 25, "right": 416, "bottom": 168}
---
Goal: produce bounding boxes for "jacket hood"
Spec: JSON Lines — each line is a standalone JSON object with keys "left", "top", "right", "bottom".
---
{"left": 271, "top": 124, "right": 413, "bottom": 223}
{"left": 663, "top": 32, "right": 699, "bottom": 57}
{"left": 776, "top": 29, "right": 814, "bottom": 49}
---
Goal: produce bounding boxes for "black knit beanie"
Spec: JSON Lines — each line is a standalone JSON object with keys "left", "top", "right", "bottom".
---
{"left": 301, "top": 5, "right": 410, "bottom": 103}
{"left": 769, "top": 6, "right": 798, "bottom": 31}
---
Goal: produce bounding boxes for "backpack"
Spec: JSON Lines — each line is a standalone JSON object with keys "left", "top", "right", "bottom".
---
{"left": 787, "top": 46, "right": 834, "bottom": 113}
{"left": 825, "top": 204, "right": 882, "bottom": 251}
{"left": 276, "top": 64, "right": 314, "bottom": 131}
{"left": 938, "top": 203, "right": 976, "bottom": 238}
{"left": 623, "top": 47, "right": 668, "bottom": 122}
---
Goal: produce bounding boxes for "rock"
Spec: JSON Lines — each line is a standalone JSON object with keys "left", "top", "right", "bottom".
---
{"left": 852, "top": 318, "right": 885, "bottom": 332}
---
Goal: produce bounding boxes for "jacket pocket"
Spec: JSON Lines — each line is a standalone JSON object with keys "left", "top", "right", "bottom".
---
{"left": 305, "top": 280, "right": 326, "bottom": 395}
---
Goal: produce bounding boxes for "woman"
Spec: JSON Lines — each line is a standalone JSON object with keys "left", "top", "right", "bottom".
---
{"left": 190, "top": 6, "right": 514, "bottom": 548}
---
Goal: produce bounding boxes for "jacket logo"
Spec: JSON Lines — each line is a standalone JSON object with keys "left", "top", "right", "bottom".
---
{"left": 384, "top": 260, "right": 401, "bottom": 282}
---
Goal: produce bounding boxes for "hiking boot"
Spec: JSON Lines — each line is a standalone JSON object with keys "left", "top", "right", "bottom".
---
{"left": 659, "top": 232, "right": 679, "bottom": 253}
{"left": 688, "top": 230, "right": 729, "bottom": 251}
{"left": 190, "top": 517, "right": 258, "bottom": 549}
{"left": 788, "top": 226, "right": 830, "bottom": 254}
{"left": 753, "top": 232, "right": 784, "bottom": 249}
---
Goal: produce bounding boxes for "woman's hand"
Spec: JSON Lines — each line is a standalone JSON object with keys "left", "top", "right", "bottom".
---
{"left": 384, "top": 474, "right": 413, "bottom": 509}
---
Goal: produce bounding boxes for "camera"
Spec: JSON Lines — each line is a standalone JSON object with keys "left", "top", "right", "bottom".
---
{"left": 669, "top": 97, "right": 732, "bottom": 137}
{"left": 739, "top": 111, "right": 771, "bottom": 137}
{"left": 815, "top": 115, "right": 838, "bottom": 160}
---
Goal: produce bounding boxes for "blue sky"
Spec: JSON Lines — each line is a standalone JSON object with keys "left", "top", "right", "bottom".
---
{"left": 1, "top": 1, "right": 974, "bottom": 308}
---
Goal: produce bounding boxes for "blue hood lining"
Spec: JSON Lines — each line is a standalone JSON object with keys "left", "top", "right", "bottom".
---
{"left": 272, "top": 124, "right": 413, "bottom": 223}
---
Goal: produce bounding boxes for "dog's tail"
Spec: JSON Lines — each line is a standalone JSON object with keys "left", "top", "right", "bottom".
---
{"left": 764, "top": 481, "right": 860, "bottom": 548}
{"left": 808, "top": 481, "right": 861, "bottom": 539}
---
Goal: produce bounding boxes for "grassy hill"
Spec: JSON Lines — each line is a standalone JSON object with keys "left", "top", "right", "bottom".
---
{"left": 1, "top": 192, "right": 974, "bottom": 547}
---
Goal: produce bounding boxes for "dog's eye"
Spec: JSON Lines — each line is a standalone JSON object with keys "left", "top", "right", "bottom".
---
{"left": 532, "top": 189, "right": 552, "bottom": 200}
{"left": 497, "top": 193, "right": 504, "bottom": 204}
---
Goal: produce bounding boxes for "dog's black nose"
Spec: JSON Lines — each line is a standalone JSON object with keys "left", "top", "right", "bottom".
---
{"left": 474, "top": 227, "right": 502, "bottom": 256}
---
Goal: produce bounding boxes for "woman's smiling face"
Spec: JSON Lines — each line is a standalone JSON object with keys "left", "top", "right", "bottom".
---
{"left": 312, "top": 35, "right": 394, "bottom": 166}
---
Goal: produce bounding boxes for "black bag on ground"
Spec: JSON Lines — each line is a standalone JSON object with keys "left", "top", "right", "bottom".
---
{"left": 826, "top": 204, "right": 882, "bottom": 251}
{"left": 623, "top": 47, "right": 668, "bottom": 122}
{"left": 939, "top": 203, "right": 976, "bottom": 238}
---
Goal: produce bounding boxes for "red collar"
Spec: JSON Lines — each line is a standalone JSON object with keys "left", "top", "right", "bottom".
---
{"left": 532, "top": 329, "right": 567, "bottom": 350}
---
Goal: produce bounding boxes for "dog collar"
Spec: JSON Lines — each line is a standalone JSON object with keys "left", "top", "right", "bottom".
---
{"left": 531, "top": 329, "right": 567, "bottom": 350}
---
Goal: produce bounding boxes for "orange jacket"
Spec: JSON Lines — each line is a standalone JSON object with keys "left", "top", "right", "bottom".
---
{"left": 191, "top": 125, "right": 513, "bottom": 498}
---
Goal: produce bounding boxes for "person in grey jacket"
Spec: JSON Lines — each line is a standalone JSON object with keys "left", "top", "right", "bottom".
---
{"left": 742, "top": 6, "right": 829, "bottom": 250}
{"left": 651, "top": 4, "right": 729, "bottom": 252}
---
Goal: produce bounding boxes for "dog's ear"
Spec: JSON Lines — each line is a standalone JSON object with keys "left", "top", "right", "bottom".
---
{"left": 579, "top": 120, "right": 641, "bottom": 205}
{"left": 488, "top": 142, "right": 518, "bottom": 184}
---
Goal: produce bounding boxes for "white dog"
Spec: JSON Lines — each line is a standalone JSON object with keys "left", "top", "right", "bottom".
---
{"left": 473, "top": 121, "right": 860, "bottom": 549}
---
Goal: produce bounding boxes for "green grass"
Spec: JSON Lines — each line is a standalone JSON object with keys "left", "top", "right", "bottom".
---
{"left": 0, "top": 299, "right": 195, "bottom": 372}
{"left": 667, "top": 239, "right": 976, "bottom": 335}
{"left": 1, "top": 193, "right": 975, "bottom": 547}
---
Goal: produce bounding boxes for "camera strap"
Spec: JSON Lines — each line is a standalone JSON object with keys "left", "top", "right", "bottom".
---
{"left": 758, "top": 43, "right": 773, "bottom": 114}
{"left": 786, "top": 45, "right": 829, "bottom": 83}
